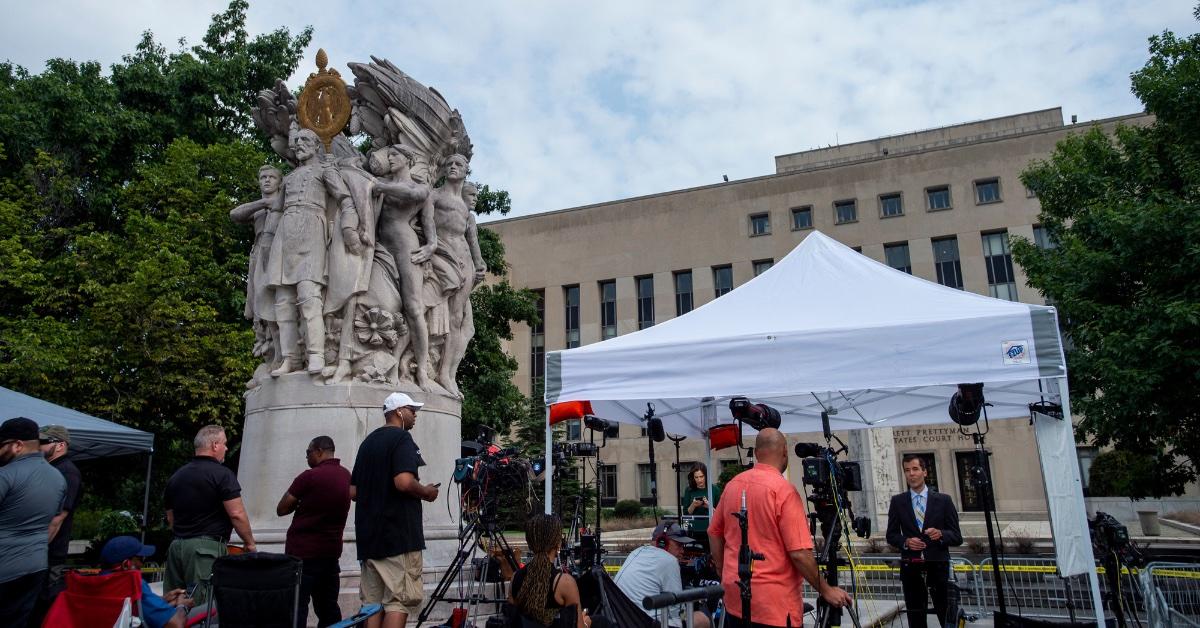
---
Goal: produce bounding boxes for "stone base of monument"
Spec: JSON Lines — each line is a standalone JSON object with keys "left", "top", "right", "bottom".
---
{"left": 238, "top": 374, "right": 469, "bottom": 625}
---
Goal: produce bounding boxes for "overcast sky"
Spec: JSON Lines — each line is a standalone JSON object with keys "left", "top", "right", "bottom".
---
{"left": 3, "top": 1, "right": 1194, "bottom": 220}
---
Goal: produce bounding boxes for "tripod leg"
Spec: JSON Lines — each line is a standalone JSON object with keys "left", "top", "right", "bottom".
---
{"left": 416, "top": 520, "right": 481, "bottom": 626}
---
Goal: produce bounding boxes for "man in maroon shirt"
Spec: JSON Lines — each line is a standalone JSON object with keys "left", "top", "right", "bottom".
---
{"left": 277, "top": 435, "right": 352, "bottom": 628}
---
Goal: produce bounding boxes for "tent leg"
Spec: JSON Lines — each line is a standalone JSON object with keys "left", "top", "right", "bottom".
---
{"left": 1047, "top": 377, "right": 1105, "bottom": 627}
{"left": 141, "top": 451, "right": 154, "bottom": 543}
{"left": 544, "top": 406, "right": 553, "bottom": 515}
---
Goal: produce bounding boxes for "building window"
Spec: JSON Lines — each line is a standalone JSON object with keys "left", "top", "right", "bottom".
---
{"left": 1077, "top": 446, "right": 1098, "bottom": 497}
{"left": 636, "top": 275, "right": 654, "bottom": 330}
{"left": 599, "top": 464, "right": 618, "bottom": 507}
{"left": 638, "top": 463, "right": 656, "bottom": 505}
{"left": 982, "top": 231, "right": 1017, "bottom": 300}
{"left": 599, "top": 280, "right": 617, "bottom": 340}
{"left": 884, "top": 242, "right": 912, "bottom": 274}
{"left": 851, "top": 246, "right": 862, "bottom": 253}
{"left": 564, "top": 285, "right": 580, "bottom": 348}
{"left": 834, "top": 199, "right": 857, "bottom": 224}
{"left": 675, "top": 461, "right": 697, "bottom": 507}
{"left": 531, "top": 289, "right": 545, "bottom": 392}
{"left": 926, "top": 185, "right": 952, "bottom": 211}
{"left": 791, "top": 206, "right": 813, "bottom": 230}
{"left": 749, "top": 213, "right": 771, "bottom": 236}
{"left": 674, "top": 270, "right": 693, "bottom": 316}
{"left": 713, "top": 265, "right": 733, "bottom": 298}
{"left": 879, "top": 193, "right": 903, "bottom": 218}
{"left": 753, "top": 259, "right": 774, "bottom": 276}
{"left": 932, "top": 237, "right": 963, "bottom": 290}
{"left": 1033, "top": 225, "right": 1057, "bottom": 250}
{"left": 975, "top": 178, "right": 1001, "bottom": 204}
{"left": 956, "top": 450, "right": 992, "bottom": 512}
{"left": 566, "top": 420, "right": 582, "bottom": 441}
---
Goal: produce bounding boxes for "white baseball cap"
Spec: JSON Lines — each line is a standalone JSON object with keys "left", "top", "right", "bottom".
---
{"left": 383, "top": 392, "right": 425, "bottom": 413}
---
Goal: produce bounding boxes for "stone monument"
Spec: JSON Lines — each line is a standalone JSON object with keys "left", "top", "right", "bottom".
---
{"left": 234, "top": 50, "right": 487, "bottom": 584}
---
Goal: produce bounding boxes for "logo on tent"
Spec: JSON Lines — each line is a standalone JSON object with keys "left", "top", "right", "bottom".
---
{"left": 1002, "top": 340, "right": 1030, "bottom": 365}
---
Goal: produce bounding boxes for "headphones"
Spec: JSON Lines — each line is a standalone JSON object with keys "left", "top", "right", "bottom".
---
{"left": 655, "top": 533, "right": 669, "bottom": 549}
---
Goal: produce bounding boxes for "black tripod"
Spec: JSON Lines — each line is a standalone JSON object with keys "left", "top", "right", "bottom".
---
{"left": 963, "top": 425, "right": 1007, "bottom": 620}
{"left": 416, "top": 510, "right": 520, "bottom": 627}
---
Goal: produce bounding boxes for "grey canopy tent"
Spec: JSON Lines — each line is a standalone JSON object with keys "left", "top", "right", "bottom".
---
{"left": 1, "top": 385, "right": 154, "bottom": 460}
{"left": 2, "top": 385, "right": 156, "bottom": 537}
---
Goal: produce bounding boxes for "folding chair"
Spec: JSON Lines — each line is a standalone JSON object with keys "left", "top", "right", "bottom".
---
{"left": 41, "top": 570, "right": 144, "bottom": 628}
{"left": 201, "top": 552, "right": 303, "bottom": 628}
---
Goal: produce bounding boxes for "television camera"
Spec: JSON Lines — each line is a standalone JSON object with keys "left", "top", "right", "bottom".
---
{"left": 453, "top": 430, "right": 534, "bottom": 521}
{"left": 793, "top": 440, "right": 871, "bottom": 539}
{"left": 793, "top": 411, "right": 870, "bottom": 628}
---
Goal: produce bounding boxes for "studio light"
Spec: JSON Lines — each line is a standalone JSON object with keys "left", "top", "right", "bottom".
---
{"left": 948, "top": 383, "right": 985, "bottom": 427}
{"left": 728, "top": 396, "right": 782, "bottom": 431}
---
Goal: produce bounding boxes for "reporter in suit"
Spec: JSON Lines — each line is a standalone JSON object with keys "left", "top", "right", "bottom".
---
{"left": 886, "top": 454, "right": 962, "bottom": 628}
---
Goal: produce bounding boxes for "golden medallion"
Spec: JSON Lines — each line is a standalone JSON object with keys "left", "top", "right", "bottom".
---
{"left": 296, "top": 49, "right": 351, "bottom": 151}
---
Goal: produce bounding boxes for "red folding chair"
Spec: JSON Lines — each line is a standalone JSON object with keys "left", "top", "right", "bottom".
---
{"left": 42, "top": 570, "right": 144, "bottom": 628}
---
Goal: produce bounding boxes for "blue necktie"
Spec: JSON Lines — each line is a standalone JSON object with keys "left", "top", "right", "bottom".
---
{"left": 914, "top": 494, "right": 925, "bottom": 530}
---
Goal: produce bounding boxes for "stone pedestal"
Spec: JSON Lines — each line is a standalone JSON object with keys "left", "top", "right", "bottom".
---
{"left": 237, "top": 374, "right": 464, "bottom": 600}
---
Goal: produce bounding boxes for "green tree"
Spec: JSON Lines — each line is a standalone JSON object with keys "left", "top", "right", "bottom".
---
{"left": 1012, "top": 6, "right": 1200, "bottom": 498}
{"left": 0, "top": 2, "right": 311, "bottom": 517}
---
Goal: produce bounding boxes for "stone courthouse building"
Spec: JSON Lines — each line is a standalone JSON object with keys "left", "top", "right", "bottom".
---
{"left": 488, "top": 107, "right": 1149, "bottom": 524}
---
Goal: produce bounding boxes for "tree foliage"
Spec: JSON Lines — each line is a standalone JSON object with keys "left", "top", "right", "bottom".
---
{"left": 1012, "top": 7, "right": 1200, "bottom": 497}
{"left": 0, "top": 2, "right": 311, "bottom": 513}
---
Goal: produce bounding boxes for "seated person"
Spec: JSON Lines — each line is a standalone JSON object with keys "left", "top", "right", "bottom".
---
{"left": 99, "top": 536, "right": 195, "bottom": 628}
{"left": 614, "top": 522, "right": 710, "bottom": 628}
{"left": 509, "top": 514, "right": 590, "bottom": 628}
{"left": 680, "top": 463, "right": 721, "bottom": 549}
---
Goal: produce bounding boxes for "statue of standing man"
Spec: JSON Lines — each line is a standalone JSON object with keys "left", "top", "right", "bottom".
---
{"left": 427, "top": 154, "right": 486, "bottom": 397}
{"left": 265, "top": 128, "right": 359, "bottom": 376}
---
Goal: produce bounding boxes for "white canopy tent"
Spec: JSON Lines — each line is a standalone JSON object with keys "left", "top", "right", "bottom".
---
{"left": 542, "top": 230, "right": 1103, "bottom": 624}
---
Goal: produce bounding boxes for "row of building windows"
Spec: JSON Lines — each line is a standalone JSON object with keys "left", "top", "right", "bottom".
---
{"left": 749, "top": 177, "right": 1015, "bottom": 235}
{"left": 531, "top": 228, "right": 1054, "bottom": 392}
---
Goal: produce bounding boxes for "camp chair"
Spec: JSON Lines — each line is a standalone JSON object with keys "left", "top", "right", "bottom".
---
{"left": 41, "top": 569, "right": 144, "bottom": 628}
{"left": 201, "top": 552, "right": 302, "bottom": 628}
{"left": 327, "top": 604, "right": 383, "bottom": 627}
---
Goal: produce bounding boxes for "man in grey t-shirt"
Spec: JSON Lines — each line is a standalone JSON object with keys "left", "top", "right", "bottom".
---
{"left": 614, "top": 522, "right": 710, "bottom": 628}
{"left": 0, "top": 417, "right": 67, "bottom": 628}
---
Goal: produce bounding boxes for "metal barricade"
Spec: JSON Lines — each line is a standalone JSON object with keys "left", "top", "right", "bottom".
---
{"left": 976, "top": 556, "right": 1119, "bottom": 620}
{"left": 841, "top": 555, "right": 980, "bottom": 621}
{"left": 1140, "top": 562, "right": 1200, "bottom": 627}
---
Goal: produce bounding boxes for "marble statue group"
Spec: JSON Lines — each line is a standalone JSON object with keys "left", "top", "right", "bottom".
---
{"left": 232, "top": 52, "right": 485, "bottom": 398}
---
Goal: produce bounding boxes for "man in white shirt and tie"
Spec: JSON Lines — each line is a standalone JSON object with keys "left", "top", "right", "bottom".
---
{"left": 886, "top": 454, "right": 962, "bottom": 628}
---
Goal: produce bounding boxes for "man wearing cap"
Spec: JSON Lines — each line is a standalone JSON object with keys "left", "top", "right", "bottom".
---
{"left": 277, "top": 435, "right": 352, "bottom": 628}
{"left": 614, "top": 521, "right": 711, "bottom": 628}
{"left": 0, "top": 417, "right": 67, "bottom": 628}
{"left": 163, "top": 424, "right": 256, "bottom": 605}
{"left": 97, "top": 536, "right": 195, "bottom": 628}
{"left": 351, "top": 392, "right": 440, "bottom": 628}
{"left": 30, "top": 424, "right": 85, "bottom": 623}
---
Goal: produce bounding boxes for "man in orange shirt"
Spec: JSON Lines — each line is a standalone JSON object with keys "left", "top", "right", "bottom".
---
{"left": 709, "top": 429, "right": 852, "bottom": 628}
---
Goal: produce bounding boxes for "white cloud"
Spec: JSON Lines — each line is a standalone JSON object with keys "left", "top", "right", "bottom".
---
{"left": 2, "top": 0, "right": 1193, "bottom": 220}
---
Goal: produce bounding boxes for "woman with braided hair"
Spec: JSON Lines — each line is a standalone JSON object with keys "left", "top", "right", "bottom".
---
{"left": 508, "top": 514, "right": 590, "bottom": 628}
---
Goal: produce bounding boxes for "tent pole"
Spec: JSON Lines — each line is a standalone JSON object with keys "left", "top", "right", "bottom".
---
{"left": 544, "top": 405, "right": 553, "bottom": 515}
{"left": 141, "top": 450, "right": 154, "bottom": 543}
{"left": 1048, "top": 377, "right": 1105, "bottom": 627}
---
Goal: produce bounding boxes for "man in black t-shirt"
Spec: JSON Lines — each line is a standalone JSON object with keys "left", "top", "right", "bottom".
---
{"left": 163, "top": 425, "right": 257, "bottom": 605}
{"left": 351, "top": 392, "right": 440, "bottom": 627}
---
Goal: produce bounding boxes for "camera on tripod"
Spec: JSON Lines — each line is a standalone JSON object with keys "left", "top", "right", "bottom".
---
{"left": 794, "top": 442, "right": 871, "bottom": 538}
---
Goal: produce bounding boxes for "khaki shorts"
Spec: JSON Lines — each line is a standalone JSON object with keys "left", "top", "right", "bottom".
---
{"left": 360, "top": 551, "right": 424, "bottom": 615}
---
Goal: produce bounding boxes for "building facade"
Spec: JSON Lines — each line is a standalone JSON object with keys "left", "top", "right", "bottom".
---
{"left": 488, "top": 108, "right": 1149, "bottom": 522}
